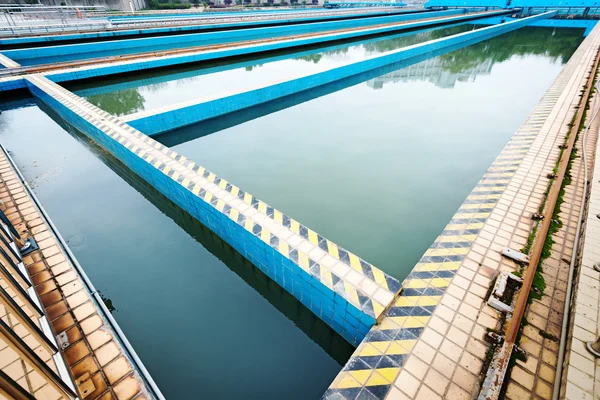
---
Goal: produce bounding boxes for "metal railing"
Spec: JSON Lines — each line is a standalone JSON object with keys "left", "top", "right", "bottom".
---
{"left": 0, "top": 6, "right": 410, "bottom": 36}
{"left": 1, "top": 144, "right": 166, "bottom": 400}
{"left": 1, "top": 4, "right": 108, "bottom": 32}
{"left": 0, "top": 208, "right": 77, "bottom": 397}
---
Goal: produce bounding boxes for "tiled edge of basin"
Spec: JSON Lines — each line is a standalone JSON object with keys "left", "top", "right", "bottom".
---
{"left": 2, "top": 10, "right": 465, "bottom": 61}
{"left": 0, "top": 147, "right": 156, "bottom": 399}
{"left": 0, "top": 76, "right": 25, "bottom": 91}
{"left": 24, "top": 74, "right": 400, "bottom": 347}
{"left": 559, "top": 107, "right": 600, "bottom": 398}
{"left": 0, "top": 54, "right": 25, "bottom": 91}
{"left": 321, "top": 18, "right": 600, "bottom": 400}
{"left": 0, "top": 8, "right": 426, "bottom": 47}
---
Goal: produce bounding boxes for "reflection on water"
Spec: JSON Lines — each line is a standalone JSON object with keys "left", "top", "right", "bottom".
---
{"left": 367, "top": 56, "right": 495, "bottom": 89}
{"left": 77, "top": 25, "right": 584, "bottom": 120}
{"left": 368, "top": 26, "right": 583, "bottom": 89}
{"left": 156, "top": 26, "right": 585, "bottom": 147}
{"left": 86, "top": 88, "right": 145, "bottom": 116}
{"left": 77, "top": 23, "right": 478, "bottom": 115}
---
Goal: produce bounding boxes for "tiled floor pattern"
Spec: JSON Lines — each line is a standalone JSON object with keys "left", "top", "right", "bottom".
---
{"left": 0, "top": 149, "right": 152, "bottom": 400}
{"left": 503, "top": 89, "right": 600, "bottom": 399}
{"left": 24, "top": 73, "right": 400, "bottom": 341}
{"left": 559, "top": 93, "right": 600, "bottom": 399}
{"left": 322, "top": 21, "right": 600, "bottom": 400}
{"left": 0, "top": 54, "right": 20, "bottom": 68}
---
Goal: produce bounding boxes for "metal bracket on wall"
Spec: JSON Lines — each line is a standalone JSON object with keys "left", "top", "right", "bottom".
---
{"left": 501, "top": 248, "right": 530, "bottom": 264}
{"left": 19, "top": 237, "right": 38, "bottom": 256}
{"left": 56, "top": 331, "right": 69, "bottom": 350}
{"left": 75, "top": 372, "right": 95, "bottom": 399}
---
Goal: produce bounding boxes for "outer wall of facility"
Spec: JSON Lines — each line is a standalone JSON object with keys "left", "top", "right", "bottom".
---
{"left": 0, "top": 0, "right": 328, "bottom": 11}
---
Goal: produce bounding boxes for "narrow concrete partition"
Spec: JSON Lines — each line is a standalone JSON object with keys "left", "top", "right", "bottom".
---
{"left": 2, "top": 9, "right": 465, "bottom": 63}
{"left": 0, "top": 8, "right": 424, "bottom": 47}
{"left": 24, "top": 74, "right": 400, "bottom": 346}
{"left": 124, "top": 11, "right": 556, "bottom": 136}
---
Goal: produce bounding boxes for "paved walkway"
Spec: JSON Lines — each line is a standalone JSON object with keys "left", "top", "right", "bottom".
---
{"left": 504, "top": 78, "right": 600, "bottom": 400}
{"left": 323, "top": 20, "right": 600, "bottom": 400}
{"left": 0, "top": 149, "right": 155, "bottom": 399}
{"left": 558, "top": 94, "right": 600, "bottom": 399}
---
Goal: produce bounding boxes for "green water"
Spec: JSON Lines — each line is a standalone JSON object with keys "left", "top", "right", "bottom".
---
{"left": 0, "top": 25, "right": 586, "bottom": 399}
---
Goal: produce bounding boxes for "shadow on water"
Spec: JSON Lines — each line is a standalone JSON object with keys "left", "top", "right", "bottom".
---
{"left": 34, "top": 99, "right": 355, "bottom": 365}
{"left": 154, "top": 25, "right": 585, "bottom": 147}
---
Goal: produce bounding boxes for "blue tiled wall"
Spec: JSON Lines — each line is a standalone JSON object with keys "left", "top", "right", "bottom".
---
{"left": 26, "top": 82, "right": 373, "bottom": 346}
{"left": 0, "top": 78, "right": 26, "bottom": 92}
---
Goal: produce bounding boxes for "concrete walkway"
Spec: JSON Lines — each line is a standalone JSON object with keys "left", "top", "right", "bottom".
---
{"left": 558, "top": 93, "right": 600, "bottom": 400}
{"left": 323, "top": 19, "right": 600, "bottom": 400}
{"left": 0, "top": 149, "right": 156, "bottom": 399}
{"left": 504, "top": 75, "right": 600, "bottom": 400}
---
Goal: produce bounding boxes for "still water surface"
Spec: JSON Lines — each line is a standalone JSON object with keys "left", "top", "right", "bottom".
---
{"left": 0, "top": 25, "right": 586, "bottom": 399}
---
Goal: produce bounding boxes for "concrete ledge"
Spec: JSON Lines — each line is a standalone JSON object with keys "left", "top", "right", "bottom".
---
{"left": 0, "top": 147, "right": 162, "bottom": 399}
{"left": 0, "top": 8, "right": 424, "bottom": 47}
{"left": 0, "top": 54, "right": 20, "bottom": 68}
{"left": 3, "top": 10, "right": 465, "bottom": 63}
{"left": 0, "top": 76, "right": 26, "bottom": 92}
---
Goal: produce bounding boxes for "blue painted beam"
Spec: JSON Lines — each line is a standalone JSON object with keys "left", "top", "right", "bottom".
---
{"left": 125, "top": 11, "right": 556, "bottom": 136}
{"left": 425, "top": 0, "right": 600, "bottom": 9}
{"left": 3, "top": 9, "right": 465, "bottom": 64}
{"left": 476, "top": 15, "right": 598, "bottom": 36}
{"left": 26, "top": 74, "right": 397, "bottom": 346}
{"left": 324, "top": 1, "right": 407, "bottom": 8}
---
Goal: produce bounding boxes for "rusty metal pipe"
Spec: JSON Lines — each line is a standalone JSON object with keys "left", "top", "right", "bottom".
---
{"left": 505, "top": 48, "right": 600, "bottom": 347}
{"left": 552, "top": 82, "right": 600, "bottom": 400}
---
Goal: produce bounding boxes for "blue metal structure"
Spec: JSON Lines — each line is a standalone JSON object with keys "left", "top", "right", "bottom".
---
{"left": 425, "top": 0, "right": 505, "bottom": 8}
{"left": 324, "top": 1, "right": 406, "bottom": 8}
{"left": 425, "top": 0, "right": 600, "bottom": 15}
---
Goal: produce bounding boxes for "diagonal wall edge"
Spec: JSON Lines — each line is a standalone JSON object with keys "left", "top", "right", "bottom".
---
{"left": 24, "top": 74, "right": 398, "bottom": 346}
